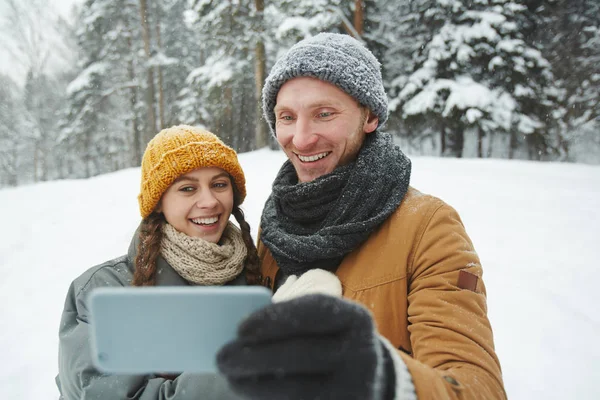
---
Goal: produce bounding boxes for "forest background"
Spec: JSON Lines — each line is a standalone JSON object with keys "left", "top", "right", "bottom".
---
{"left": 1, "top": 0, "right": 599, "bottom": 187}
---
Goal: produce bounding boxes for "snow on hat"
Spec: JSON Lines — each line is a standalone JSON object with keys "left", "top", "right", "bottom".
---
{"left": 262, "top": 32, "right": 388, "bottom": 136}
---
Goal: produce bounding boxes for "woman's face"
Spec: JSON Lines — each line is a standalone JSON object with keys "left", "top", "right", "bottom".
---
{"left": 158, "top": 167, "right": 234, "bottom": 243}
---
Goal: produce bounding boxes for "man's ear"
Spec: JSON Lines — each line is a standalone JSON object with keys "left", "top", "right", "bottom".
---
{"left": 363, "top": 110, "right": 379, "bottom": 134}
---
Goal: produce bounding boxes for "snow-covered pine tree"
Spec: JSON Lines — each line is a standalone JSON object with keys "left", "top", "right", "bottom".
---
{"left": 362, "top": 0, "right": 408, "bottom": 72}
{"left": 178, "top": 0, "right": 258, "bottom": 152}
{"left": 532, "top": 0, "right": 600, "bottom": 162}
{"left": 0, "top": 75, "right": 27, "bottom": 187}
{"left": 23, "top": 71, "right": 66, "bottom": 182}
{"left": 155, "top": 0, "right": 201, "bottom": 130}
{"left": 265, "top": 0, "right": 347, "bottom": 58}
{"left": 573, "top": 1, "right": 600, "bottom": 163}
{"left": 252, "top": 0, "right": 269, "bottom": 149}
{"left": 390, "top": 0, "right": 558, "bottom": 160}
{"left": 59, "top": 0, "right": 142, "bottom": 178}
{"left": 361, "top": 0, "right": 433, "bottom": 150}
{"left": 1, "top": 0, "right": 73, "bottom": 184}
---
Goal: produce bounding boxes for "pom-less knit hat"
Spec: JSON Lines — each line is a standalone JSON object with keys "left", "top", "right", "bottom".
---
{"left": 138, "top": 125, "right": 246, "bottom": 218}
{"left": 262, "top": 32, "right": 388, "bottom": 136}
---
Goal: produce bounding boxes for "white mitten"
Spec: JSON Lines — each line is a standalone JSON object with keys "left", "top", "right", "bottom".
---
{"left": 272, "top": 269, "right": 342, "bottom": 303}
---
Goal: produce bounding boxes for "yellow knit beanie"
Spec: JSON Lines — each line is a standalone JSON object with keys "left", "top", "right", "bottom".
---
{"left": 138, "top": 125, "right": 246, "bottom": 218}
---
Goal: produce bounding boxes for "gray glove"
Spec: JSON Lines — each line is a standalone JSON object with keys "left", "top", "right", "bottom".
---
{"left": 216, "top": 294, "right": 397, "bottom": 400}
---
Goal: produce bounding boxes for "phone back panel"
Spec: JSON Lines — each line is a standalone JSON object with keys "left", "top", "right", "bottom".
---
{"left": 88, "top": 286, "right": 272, "bottom": 374}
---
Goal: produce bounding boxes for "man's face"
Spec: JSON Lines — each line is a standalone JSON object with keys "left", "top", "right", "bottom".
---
{"left": 274, "top": 77, "right": 379, "bottom": 183}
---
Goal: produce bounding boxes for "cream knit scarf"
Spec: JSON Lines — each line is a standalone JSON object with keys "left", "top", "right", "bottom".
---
{"left": 161, "top": 222, "right": 247, "bottom": 285}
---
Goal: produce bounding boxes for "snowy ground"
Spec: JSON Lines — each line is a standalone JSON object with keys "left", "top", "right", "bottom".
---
{"left": 1, "top": 148, "right": 599, "bottom": 399}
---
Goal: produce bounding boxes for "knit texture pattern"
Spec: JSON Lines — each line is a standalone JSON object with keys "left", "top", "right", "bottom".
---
{"left": 160, "top": 222, "right": 247, "bottom": 285}
{"left": 138, "top": 125, "right": 246, "bottom": 218}
{"left": 260, "top": 132, "right": 411, "bottom": 275}
{"left": 217, "top": 294, "right": 396, "bottom": 400}
{"left": 262, "top": 32, "right": 388, "bottom": 135}
{"left": 272, "top": 269, "right": 342, "bottom": 303}
{"left": 380, "top": 336, "right": 417, "bottom": 400}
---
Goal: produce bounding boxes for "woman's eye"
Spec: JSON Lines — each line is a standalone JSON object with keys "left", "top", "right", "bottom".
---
{"left": 213, "top": 181, "right": 229, "bottom": 189}
{"left": 179, "top": 186, "right": 195, "bottom": 192}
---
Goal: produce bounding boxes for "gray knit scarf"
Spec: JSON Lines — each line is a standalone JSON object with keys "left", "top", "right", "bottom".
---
{"left": 260, "top": 132, "right": 411, "bottom": 275}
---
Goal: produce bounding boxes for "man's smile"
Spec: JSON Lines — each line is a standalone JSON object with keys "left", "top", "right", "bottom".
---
{"left": 296, "top": 152, "right": 331, "bottom": 163}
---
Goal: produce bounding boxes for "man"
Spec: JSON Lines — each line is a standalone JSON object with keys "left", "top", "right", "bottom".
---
{"left": 217, "top": 33, "right": 506, "bottom": 400}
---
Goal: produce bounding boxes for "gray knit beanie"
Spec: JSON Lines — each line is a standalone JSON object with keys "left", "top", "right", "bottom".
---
{"left": 262, "top": 32, "right": 388, "bottom": 136}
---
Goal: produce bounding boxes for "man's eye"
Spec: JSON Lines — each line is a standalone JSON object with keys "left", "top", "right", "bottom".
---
{"left": 318, "top": 112, "right": 332, "bottom": 118}
{"left": 279, "top": 115, "right": 293, "bottom": 121}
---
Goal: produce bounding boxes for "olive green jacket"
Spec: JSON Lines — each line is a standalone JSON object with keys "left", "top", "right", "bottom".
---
{"left": 56, "top": 232, "right": 244, "bottom": 400}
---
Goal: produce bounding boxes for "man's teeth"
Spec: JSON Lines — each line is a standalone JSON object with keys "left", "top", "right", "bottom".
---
{"left": 297, "top": 152, "right": 329, "bottom": 162}
{"left": 192, "top": 216, "right": 218, "bottom": 225}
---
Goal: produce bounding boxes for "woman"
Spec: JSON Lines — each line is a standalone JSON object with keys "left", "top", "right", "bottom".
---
{"left": 56, "top": 125, "right": 261, "bottom": 399}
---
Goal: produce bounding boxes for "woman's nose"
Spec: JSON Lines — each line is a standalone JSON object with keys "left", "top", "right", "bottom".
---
{"left": 195, "top": 190, "right": 218, "bottom": 208}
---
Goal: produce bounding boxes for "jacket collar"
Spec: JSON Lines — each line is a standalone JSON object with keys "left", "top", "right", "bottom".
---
{"left": 126, "top": 226, "right": 190, "bottom": 286}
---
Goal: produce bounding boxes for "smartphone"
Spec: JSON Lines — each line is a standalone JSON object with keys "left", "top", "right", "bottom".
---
{"left": 88, "top": 286, "right": 272, "bottom": 374}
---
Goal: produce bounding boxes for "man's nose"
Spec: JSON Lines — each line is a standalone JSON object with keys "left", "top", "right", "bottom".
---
{"left": 292, "top": 117, "right": 318, "bottom": 150}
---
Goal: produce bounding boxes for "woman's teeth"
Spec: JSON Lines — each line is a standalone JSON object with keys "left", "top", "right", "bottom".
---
{"left": 192, "top": 216, "right": 218, "bottom": 225}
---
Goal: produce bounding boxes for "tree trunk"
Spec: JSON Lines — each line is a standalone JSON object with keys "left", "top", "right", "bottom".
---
{"left": 224, "top": 85, "right": 234, "bottom": 143}
{"left": 558, "top": 132, "right": 570, "bottom": 161}
{"left": 127, "top": 35, "right": 141, "bottom": 165}
{"left": 38, "top": 141, "right": 47, "bottom": 181}
{"left": 354, "top": 0, "right": 364, "bottom": 36}
{"left": 477, "top": 126, "right": 483, "bottom": 158}
{"left": 440, "top": 126, "right": 446, "bottom": 156}
{"left": 154, "top": 3, "right": 165, "bottom": 130}
{"left": 84, "top": 131, "right": 92, "bottom": 178}
{"left": 138, "top": 0, "right": 157, "bottom": 144}
{"left": 9, "top": 147, "right": 18, "bottom": 186}
{"left": 508, "top": 130, "right": 516, "bottom": 159}
{"left": 33, "top": 142, "right": 39, "bottom": 182}
{"left": 253, "top": 0, "right": 268, "bottom": 149}
{"left": 454, "top": 127, "right": 464, "bottom": 158}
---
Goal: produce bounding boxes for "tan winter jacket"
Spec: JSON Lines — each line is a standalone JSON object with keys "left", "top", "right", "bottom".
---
{"left": 258, "top": 187, "right": 506, "bottom": 400}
